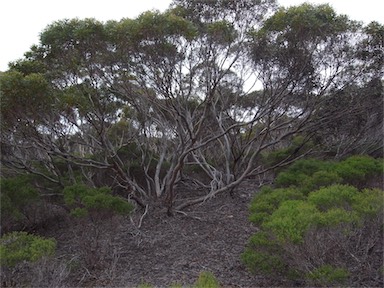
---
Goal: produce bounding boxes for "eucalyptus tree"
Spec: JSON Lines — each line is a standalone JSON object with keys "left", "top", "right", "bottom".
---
{"left": 174, "top": 3, "right": 383, "bottom": 209}
{"left": 312, "top": 21, "right": 384, "bottom": 157}
{"left": 1, "top": 1, "right": 381, "bottom": 213}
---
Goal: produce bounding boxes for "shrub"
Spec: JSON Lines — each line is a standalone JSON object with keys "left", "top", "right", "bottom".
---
{"left": 63, "top": 184, "right": 133, "bottom": 218}
{"left": 249, "top": 186, "right": 305, "bottom": 225}
{"left": 307, "top": 184, "right": 359, "bottom": 211}
{"left": 262, "top": 135, "right": 313, "bottom": 168}
{"left": 0, "top": 231, "right": 56, "bottom": 267}
{"left": 335, "top": 155, "right": 383, "bottom": 187}
{"left": 275, "top": 158, "right": 336, "bottom": 191}
{"left": 0, "top": 176, "right": 40, "bottom": 231}
{"left": 244, "top": 158, "right": 384, "bottom": 286}
{"left": 274, "top": 171, "right": 308, "bottom": 188}
{"left": 194, "top": 271, "right": 220, "bottom": 288}
{"left": 305, "top": 170, "right": 342, "bottom": 190}
{"left": 280, "top": 158, "right": 331, "bottom": 177}
{"left": 307, "top": 265, "right": 349, "bottom": 286}
{"left": 241, "top": 232, "right": 285, "bottom": 275}
{"left": 262, "top": 200, "right": 321, "bottom": 244}
{"left": 63, "top": 184, "right": 134, "bottom": 271}
{"left": 352, "top": 188, "right": 384, "bottom": 217}
{"left": 275, "top": 155, "right": 382, "bottom": 192}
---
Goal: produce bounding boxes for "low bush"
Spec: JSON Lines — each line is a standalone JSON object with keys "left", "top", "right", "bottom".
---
{"left": 242, "top": 232, "right": 285, "bottom": 275}
{"left": 63, "top": 184, "right": 134, "bottom": 271}
{"left": 307, "top": 184, "right": 359, "bottom": 211}
{"left": 275, "top": 158, "right": 336, "bottom": 191}
{"left": 194, "top": 271, "right": 220, "bottom": 288}
{"left": 307, "top": 265, "right": 350, "bottom": 286}
{"left": 262, "top": 135, "right": 314, "bottom": 169}
{"left": 244, "top": 156, "right": 384, "bottom": 287}
{"left": 262, "top": 200, "right": 321, "bottom": 244}
{"left": 63, "top": 184, "right": 134, "bottom": 218}
{"left": 248, "top": 186, "right": 305, "bottom": 225}
{"left": 0, "top": 176, "right": 40, "bottom": 232}
{"left": 0, "top": 231, "right": 56, "bottom": 267}
{"left": 335, "top": 155, "right": 383, "bottom": 187}
{"left": 275, "top": 155, "right": 382, "bottom": 191}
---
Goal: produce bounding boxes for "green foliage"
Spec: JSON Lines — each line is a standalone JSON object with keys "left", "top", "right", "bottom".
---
{"left": 137, "top": 283, "right": 153, "bottom": 288}
{"left": 69, "top": 207, "right": 88, "bottom": 218}
{"left": 307, "top": 265, "right": 349, "bottom": 285}
{"left": 63, "top": 184, "right": 133, "bottom": 217}
{"left": 335, "top": 155, "right": 383, "bottom": 186}
{"left": 275, "top": 155, "right": 382, "bottom": 191}
{"left": 241, "top": 232, "right": 285, "bottom": 275}
{"left": 263, "top": 3, "right": 349, "bottom": 36}
{"left": 352, "top": 188, "right": 384, "bottom": 217}
{"left": 0, "top": 232, "right": 56, "bottom": 267}
{"left": 0, "top": 70, "right": 52, "bottom": 127}
{"left": 206, "top": 20, "right": 236, "bottom": 44}
{"left": 263, "top": 200, "right": 320, "bottom": 243}
{"left": 249, "top": 187, "right": 305, "bottom": 225}
{"left": 0, "top": 176, "right": 40, "bottom": 226}
{"left": 308, "top": 184, "right": 359, "bottom": 211}
{"left": 262, "top": 135, "right": 313, "bottom": 168}
{"left": 275, "top": 158, "right": 336, "bottom": 193}
{"left": 307, "top": 170, "right": 342, "bottom": 190}
{"left": 194, "top": 271, "right": 220, "bottom": 288}
{"left": 241, "top": 248, "right": 284, "bottom": 276}
{"left": 40, "top": 18, "right": 107, "bottom": 56}
{"left": 244, "top": 155, "right": 384, "bottom": 285}
{"left": 318, "top": 207, "right": 359, "bottom": 227}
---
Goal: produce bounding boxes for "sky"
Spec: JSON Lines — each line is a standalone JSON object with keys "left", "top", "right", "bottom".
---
{"left": 0, "top": 0, "right": 382, "bottom": 71}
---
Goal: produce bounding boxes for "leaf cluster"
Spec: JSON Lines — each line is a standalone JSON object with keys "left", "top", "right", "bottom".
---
{"left": 0, "top": 231, "right": 56, "bottom": 267}
{"left": 275, "top": 155, "right": 383, "bottom": 192}
{"left": 0, "top": 70, "right": 52, "bottom": 127}
{"left": 63, "top": 184, "right": 133, "bottom": 218}
{"left": 0, "top": 176, "right": 40, "bottom": 227}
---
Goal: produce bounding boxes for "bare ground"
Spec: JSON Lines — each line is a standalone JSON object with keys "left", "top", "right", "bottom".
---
{"left": 42, "top": 180, "right": 285, "bottom": 287}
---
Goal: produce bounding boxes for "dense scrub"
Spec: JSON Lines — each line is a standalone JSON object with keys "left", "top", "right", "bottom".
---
{"left": 243, "top": 155, "right": 384, "bottom": 286}
{"left": 0, "top": 231, "right": 57, "bottom": 286}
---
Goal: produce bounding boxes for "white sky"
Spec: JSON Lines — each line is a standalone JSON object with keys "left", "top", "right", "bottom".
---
{"left": 0, "top": 0, "right": 382, "bottom": 71}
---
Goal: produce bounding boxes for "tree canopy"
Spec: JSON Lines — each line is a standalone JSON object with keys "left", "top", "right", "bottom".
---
{"left": 1, "top": 0, "right": 383, "bottom": 213}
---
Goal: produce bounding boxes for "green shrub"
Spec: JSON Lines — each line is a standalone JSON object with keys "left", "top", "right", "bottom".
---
{"left": 274, "top": 171, "right": 308, "bottom": 188}
{"left": 242, "top": 248, "right": 284, "bottom": 275}
{"left": 262, "top": 200, "right": 321, "bottom": 243}
{"left": 307, "top": 265, "right": 349, "bottom": 285}
{"left": 281, "top": 158, "right": 331, "bottom": 176}
{"left": 262, "top": 135, "right": 313, "bottom": 168}
{"left": 63, "top": 184, "right": 133, "bottom": 218}
{"left": 307, "top": 184, "right": 359, "bottom": 211}
{"left": 242, "top": 232, "right": 285, "bottom": 275}
{"left": 194, "top": 271, "right": 220, "bottom": 288}
{"left": 244, "top": 156, "right": 384, "bottom": 286}
{"left": 249, "top": 187, "right": 305, "bottom": 225}
{"left": 137, "top": 283, "right": 152, "bottom": 288}
{"left": 318, "top": 207, "right": 359, "bottom": 227}
{"left": 275, "top": 158, "right": 336, "bottom": 190}
{"left": 352, "top": 188, "right": 384, "bottom": 217}
{"left": 335, "top": 155, "right": 383, "bottom": 186}
{"left": 0, "top": 176, "right": 39, "bottom": 227}
{"left": 0, "top": 231, "right": 56, "bottom": 267}
{"left": 305, "top": 170, "right": 342, "bottom": 190}
{"left": 275, "top": 156, "right": 382, "bottom": 192}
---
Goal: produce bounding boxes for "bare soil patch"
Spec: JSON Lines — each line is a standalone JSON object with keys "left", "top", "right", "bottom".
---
{"left": 44, "top": 180, "right": 284, "bottom": 287}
